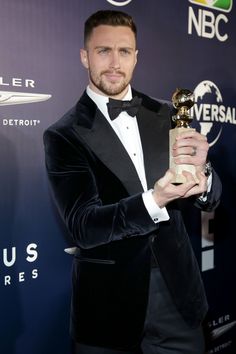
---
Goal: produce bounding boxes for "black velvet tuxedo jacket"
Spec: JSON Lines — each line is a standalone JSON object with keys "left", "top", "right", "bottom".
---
{"left": 44, "top": 89, "right": 221, "bottom": 351}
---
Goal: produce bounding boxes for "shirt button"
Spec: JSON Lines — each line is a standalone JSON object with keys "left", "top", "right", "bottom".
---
{"left": 153, "top": 217, "right": 159, "bottom": 223}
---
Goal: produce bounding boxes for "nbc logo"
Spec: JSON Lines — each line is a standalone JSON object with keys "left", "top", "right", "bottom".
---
{"left": 188, "top": 0, "right": 233, "bottom": 41}
{"left": 189, "top": 0, "right": 233, "bottom": 13}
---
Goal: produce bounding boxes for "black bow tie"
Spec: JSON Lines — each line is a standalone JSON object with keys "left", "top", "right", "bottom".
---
{"left": 107, "top": 96, "right": 142, "bottom": 121}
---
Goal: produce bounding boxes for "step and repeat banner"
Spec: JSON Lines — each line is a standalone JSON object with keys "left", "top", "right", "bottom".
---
{"left": 0, "top": 1, "right": 235, "bottom": 353}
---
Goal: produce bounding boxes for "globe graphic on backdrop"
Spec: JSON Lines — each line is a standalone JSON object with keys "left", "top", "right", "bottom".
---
{"left": 192, "top": 80, "right": 223, "bottom": 147}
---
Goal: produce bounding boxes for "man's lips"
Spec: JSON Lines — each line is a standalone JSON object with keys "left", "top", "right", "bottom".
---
{"left": 103, "top": 71, "right": 125, "bottom": 81}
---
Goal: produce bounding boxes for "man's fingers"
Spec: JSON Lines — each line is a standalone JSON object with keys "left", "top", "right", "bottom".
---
{"left": 157, "top": 169, "right": 175, "bottom": 187}
{"left": 175, "top": 130, "right": 207, "bottom": 141}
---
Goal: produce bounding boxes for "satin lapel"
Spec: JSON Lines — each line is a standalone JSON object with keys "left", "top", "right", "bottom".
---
{"left": 73, "top": 109, "right": 144, "bottom": 195}
{"left": 137, "top": 103, "right": 171, "bottom": 189}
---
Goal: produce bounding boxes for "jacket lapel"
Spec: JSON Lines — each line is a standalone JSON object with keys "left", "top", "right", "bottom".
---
{"left": 136, "top": 103, "right": 170, "bottom": 189}
{"left": 73, "top": 96, "right": 143, "bottom": 195}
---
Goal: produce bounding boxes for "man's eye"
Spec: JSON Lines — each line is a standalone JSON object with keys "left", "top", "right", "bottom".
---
{"left": 120, "top": 49, "right": 131, "bottom": 55}
{"left": 98, "top": 48, "right": 109, "bottom": 54}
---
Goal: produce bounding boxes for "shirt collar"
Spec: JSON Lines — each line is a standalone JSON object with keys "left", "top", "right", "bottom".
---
{"left": 86, "top": 85, "right": 132, "bottom": 119}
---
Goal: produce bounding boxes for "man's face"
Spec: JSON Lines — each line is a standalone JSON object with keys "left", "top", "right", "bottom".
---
{"left": 80, "top": 25, "right": 138, "bottom": 99}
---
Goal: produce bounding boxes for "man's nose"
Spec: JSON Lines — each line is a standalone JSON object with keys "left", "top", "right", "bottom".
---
{"left": 109, "top": 51, "right": 120, "bottom": 69}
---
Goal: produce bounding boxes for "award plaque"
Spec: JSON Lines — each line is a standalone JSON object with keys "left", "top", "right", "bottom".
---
{"left": 169, "top": 88, "right": 198, "bottom": 184}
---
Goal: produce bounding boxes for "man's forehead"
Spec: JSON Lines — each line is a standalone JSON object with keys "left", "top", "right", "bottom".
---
{"left": 88, "top": 25, "right": 136, "bottom": 45}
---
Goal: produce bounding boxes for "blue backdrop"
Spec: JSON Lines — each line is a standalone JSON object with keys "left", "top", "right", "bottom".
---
{"left": 0, "top": 1, "right": 235, "bottom": 353}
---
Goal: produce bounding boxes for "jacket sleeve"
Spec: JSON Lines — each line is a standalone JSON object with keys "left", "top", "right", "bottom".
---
{"left": 43, "top": 128, "right": 158, "bottom": 249}
{"left": 194, "top": 168, "right": 222, "bottom": 211}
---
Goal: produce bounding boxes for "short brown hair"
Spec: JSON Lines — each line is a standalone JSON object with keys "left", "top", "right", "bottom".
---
{"left": 84, "top": 10, "right": 137, "bottom": 47}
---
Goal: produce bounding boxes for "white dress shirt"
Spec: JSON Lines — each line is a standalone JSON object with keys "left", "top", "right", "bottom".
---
{"left": 86, "top": 85, "right": 170, "bottom": 224}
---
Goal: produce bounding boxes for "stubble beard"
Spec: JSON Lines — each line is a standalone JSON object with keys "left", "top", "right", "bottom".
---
{"left": 89, "top": 69, "right": 130, "bottom": 97}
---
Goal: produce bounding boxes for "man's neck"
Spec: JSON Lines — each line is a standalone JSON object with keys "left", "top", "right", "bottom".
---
{"left": 87, "top": 85, "right": 132, "bottom": 101}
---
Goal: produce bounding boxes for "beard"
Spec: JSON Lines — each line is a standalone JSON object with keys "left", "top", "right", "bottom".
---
{"left": 88, "top": 69, "right": 131, "bottom": 97}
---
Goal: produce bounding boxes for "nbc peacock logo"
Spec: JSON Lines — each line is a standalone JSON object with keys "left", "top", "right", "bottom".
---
{"left": 189, "top": 0, "right": 233, "bottom": 12}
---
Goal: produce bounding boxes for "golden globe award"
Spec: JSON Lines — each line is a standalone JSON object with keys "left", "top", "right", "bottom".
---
{"left": 169, "top": 88, "right": 198, "bottom": 184}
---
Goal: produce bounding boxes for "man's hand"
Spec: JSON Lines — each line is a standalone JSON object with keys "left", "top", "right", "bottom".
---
{"left": 172, "top": 130, "right": 209, "bottom": 173}
{"left": 152, "top": 130, "right": 209, "bottom": 208}
{"left": 152, "top": 169, "right": 208, "bottom": 208}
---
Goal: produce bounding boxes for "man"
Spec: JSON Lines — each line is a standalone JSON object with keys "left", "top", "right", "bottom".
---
{"left": 44, "top": 10, "right": 221, "bottom": 354}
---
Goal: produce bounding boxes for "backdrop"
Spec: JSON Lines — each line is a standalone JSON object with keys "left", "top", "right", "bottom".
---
{"left": 0, "top": 1, "right": 235, "bottom": 353}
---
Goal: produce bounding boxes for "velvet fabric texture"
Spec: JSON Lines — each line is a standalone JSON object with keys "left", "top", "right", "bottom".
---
{"left": 43, "top": 89, "right": 222, "bottom": 351}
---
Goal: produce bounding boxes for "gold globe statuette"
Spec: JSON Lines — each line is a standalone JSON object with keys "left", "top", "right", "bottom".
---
{"left": 169, "top": 88, "right": 198, "bottom": 184}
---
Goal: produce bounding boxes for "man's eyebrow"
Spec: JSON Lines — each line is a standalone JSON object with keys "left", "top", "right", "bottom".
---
{"left": 119, "top": 46, "right": 134, "bottom": 50}
{"left": 94, "top": 45, "right": 134, "bottom": 50}
{"left": 94, "top": 46, "right": 111, "bottom": 49}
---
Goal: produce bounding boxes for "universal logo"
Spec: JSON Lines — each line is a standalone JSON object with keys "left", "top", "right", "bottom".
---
{"left": 188, "top": 0, "right": 233, "bottom": 41}
{"left": 194, "top": 79, "right": 236, "bottom": 271}
{"left": 2, "top": 243, "right": 39, "bottom": 286}
{"left": 192, "top": 80, "right": 236, "bottom": 147}
{"left": 0, "top": 76, "right": 51, "bottom": 127}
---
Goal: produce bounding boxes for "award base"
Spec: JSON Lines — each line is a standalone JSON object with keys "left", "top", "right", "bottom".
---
{"left": 169, "top": 127, "right": 199, "bottom": 184}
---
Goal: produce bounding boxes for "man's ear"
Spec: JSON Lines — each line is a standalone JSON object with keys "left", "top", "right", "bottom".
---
{"left": 134, "top": 49, "right": 138, "bottom": 67}
{"left": 80, "top": 49, "right": 89, "bottom": 69}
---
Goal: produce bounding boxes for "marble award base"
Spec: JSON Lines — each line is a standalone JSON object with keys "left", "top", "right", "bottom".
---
{"left": 169, "top": 127, "right": 199, "bottom": 184}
